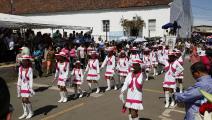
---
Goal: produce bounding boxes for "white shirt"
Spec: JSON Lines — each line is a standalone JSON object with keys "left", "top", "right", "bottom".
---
{"left": 77, "top": 46, "right": 85, "bottom": 58}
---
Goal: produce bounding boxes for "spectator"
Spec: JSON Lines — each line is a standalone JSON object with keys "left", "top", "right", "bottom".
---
{"left": 77, "top": 44, "right": 86, "bottom": 68}
{"left": 45, "top": 45, "right": 55, "bottom": 75}
{"left": 32, "top": 46, "right": 43, "bottom": 77}
{"left": 206, "top": 49, "right": 212, "bottom": 76}
{"left": 174, "top": 62, "right": 212, "bottom": 120}
{"left": 0, "top": 77, "right": 13, "bottom": 120}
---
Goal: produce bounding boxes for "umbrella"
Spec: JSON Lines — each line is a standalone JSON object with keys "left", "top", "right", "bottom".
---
{"left": 134, "top": 37, "right": 147, "bottom": 43}
{"left": 162, "top": 23, "right": 173, "bottom": 29}
{"left": 118, "top": 36, "right": 128, "bottom": 41}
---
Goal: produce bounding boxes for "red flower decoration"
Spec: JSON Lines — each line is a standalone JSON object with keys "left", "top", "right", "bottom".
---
{"left": 199, "top": 102, "right": 212, "bottom": 115}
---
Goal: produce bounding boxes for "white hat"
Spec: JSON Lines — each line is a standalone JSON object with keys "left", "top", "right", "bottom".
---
{"left": 130, "top": 47, "right": 138, "bottom": 51}
{"left": 55, "top": 51, "right": 67, "bottom": 58}
{"left": 132, "top": 59, "right": 143, "bottom": 64}
{"left": 18, "top": 55, "right": 33, "bottom": 61}
{"left": 106, "top": 47, "right": 114, "bottom": 51}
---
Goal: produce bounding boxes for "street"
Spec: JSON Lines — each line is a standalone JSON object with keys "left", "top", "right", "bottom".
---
{"left": 3, "top": 60, "right": 194, "bottom": 120}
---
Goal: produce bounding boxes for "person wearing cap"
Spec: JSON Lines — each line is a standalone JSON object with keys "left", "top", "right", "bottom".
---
{"left": 143, "top": 48, "right": 152, "bottom": 81}
{"left": 101, "top": 47, "right": 117, "bottom": 91}
{"left": 71, "top": 60, "right": 84, "bottom": 99}
{"left": 54, "top": 52, "right": 70, "bottom": 103}
{"left": 174, "top": 62, "right": 212, "bottom": 120}
{"left": 17, "top": 55, "right": 34, "bottom": 119}
{"left": 116, "top": 50, "right": 129, "bottom": 87}
{"left": 85, "top": 51, "right": 101, "bottom": 94}
{"left": 161, "top": 51, "right": 182, "bottom": 108}
{"left": 119, "top": 58, "right": 144, "bottom": 120}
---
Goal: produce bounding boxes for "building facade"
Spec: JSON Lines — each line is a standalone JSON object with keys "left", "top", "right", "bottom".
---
{"left": 0, "top": 0, "right": 192, "bottom": 40}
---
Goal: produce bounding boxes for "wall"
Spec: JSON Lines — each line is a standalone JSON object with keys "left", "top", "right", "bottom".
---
{"left": 26, "top": 6, "right": 170, "bottom": 41}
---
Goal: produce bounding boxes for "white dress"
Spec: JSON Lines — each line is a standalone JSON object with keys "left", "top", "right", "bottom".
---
{"left": 55, "top": 62, "right": 70, "bottom": 86}
{"left": 17, "top": 67, "right": 33, "bottom": 97}
{"left": 151, "top": 51, "right": 158, "bottom": 65}
{"left": 121, "top": 72, "right": 144, "bottom": 110}
{"left": 174, "top": 57, "right": 184, "bottom": 79}
{"left": 116, "top": 57, "right": 129, "bottom": 77}
{"left": 163, "top": 61, "right": 177, "bottom": 89}
{"left": 143, "top": 55, "right": 151, "bottom": 71}
{"left": 71, "top": 68, "right": 84, "bottom": 85}
{"left": 85, "top": 59, "right": 100, "bottom": 81}
{"left": 101, "top": 55, "right": 116, "bottom": 77}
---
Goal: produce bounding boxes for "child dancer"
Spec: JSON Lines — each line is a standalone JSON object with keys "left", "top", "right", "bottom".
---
{"left": 151, "top": 45, "right": 159, "bottom": 76}
{"left": 17, "top": 55, "right": 34, "bottom": 119}
{"left": 174, "top": 49, "right": 184, "bottom": 93}
{"left": 54, "top": 52, "right": 70, "bottom": 103}
{"left": 120, "top": 58, "right": 144, "bottom": 120}
{"left": 71, "top": 61, "right": 84, "bottom": 98}
{"left": 116, "top": 50, "right": 129, "bottom": 87}
{"left": 101, "top": 47, "right": 116, "bottom": 91}
{"left": 162, "top": 52, "right": 183, "bottom": 108}
{"left": 143, "top": 48, "right": 152, "bottom": 81}
{"left": 85, "top": 51, "right": 100, "bottom": 94}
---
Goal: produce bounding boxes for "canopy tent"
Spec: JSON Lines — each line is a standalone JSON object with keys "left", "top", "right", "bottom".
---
{"left": 0, "top": 13, "right": 91, "bottom": 30}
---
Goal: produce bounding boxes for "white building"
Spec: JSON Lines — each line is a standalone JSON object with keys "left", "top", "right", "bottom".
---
{"left": 0, "top": 0, "right": 192, "bottom": 40}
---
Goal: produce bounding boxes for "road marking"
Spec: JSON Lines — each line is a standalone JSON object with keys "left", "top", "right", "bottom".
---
{"left": 162, "top": 109, "right": 172, "bottom": 117}
{"left": 0, "top": 64, "right": 15, "bottom": 68}
{"left": 172, "top": 109, "right": 186, "bottom": 114}
{"left": 41, "top": 103, "right": 84, "bottom": 120}
{"left": 143, "top": 88, "right": 164, "bottom": 94}
{"left": 158, "top": 115, "right": 173, "bottom": 120}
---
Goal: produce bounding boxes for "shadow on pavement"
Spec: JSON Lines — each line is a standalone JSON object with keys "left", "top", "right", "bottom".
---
{"left": 139, "top": 118, "right": 152, "bottom": 120}
{"left": 34, "top": 86, "right": 51, "bottom": 92}
{"left": 34, "top": 105, "right": 58, "bottom": 116}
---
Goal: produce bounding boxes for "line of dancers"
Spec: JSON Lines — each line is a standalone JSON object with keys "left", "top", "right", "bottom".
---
{"left": 16, "top": 42, "right": 185, "bottom": 119}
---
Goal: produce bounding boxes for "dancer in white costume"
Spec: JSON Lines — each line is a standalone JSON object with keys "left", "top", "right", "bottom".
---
{"left": 151, "top": 45, "right": 159, "bottom": 76}
{"left": 54, "top": 52, "right": 70, "bottom": 103}
{"left": 120, "top": 58, "right": 144, "bottom": 120}
{"left": 174, "top": 49, "right": 185, "bottom": 93}
{"left": 71, "top": 61, "right": 84, "bottom": 99}
{"left": 17, "top": 55, "right": 34, "bottom": 119}
{"left": 85, "top": 51, "right": 101, "bottom": 94}
{"left": 161, "top": 52, "right": 183, "bottom": 108}
{"left": 101, "top": 47, "right": 116, "bottom": 91}
{"left": 116, "top": 50, "right": 129, "bottom": 87}
{"left": 143, "top": 48, "right": 152, "bottom": 81}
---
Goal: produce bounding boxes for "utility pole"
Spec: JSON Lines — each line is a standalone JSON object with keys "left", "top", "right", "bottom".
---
{"left": 106, "top": 24, "right": 108, "bottom": 41}
{"left": 10, "top": 0, "right": 14, "bottom": 14}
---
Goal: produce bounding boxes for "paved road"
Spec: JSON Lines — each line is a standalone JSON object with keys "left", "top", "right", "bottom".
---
{"left": 3, "top": 60, "right": 194, "bottom": 120}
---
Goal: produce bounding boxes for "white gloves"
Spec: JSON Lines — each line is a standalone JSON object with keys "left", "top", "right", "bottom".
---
{"left": 119, "top": 93, "right": 125, "bottom": 103}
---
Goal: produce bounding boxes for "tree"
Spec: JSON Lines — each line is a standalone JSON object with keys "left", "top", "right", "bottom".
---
{"left": 121, "top": 16, "right": 145, "bottom": 36}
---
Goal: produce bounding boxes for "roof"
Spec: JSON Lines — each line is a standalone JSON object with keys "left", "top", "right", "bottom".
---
{"left": 0, "top": 0, "right": 171, "bottom": 15}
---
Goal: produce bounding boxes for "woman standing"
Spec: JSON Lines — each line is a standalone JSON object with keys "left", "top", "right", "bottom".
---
{"left": 45, "top": 45, "right": 55, "bottom": 75}
{"left": 85, "top": 51, "right": 100, "bottom": 94}
{"left": 120, "top": 58, "right": 144, "bottom": 120}
{"left": 54, "top": 52, "right": 70, "bottom": 103}
{"left": 17, "top": 55, "right": 34, "bottom": 119}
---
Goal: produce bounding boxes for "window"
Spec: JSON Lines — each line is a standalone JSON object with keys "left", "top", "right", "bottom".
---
{"left": 102, "top": 20, "right": 110, "bottom": 32}
{"left": 148, "top": 19, "right": 156, "bottom": 31}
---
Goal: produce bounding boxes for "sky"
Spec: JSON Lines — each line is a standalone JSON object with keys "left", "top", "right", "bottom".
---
{"left": 191, "top": 0, "right": 212, "bottom": 26}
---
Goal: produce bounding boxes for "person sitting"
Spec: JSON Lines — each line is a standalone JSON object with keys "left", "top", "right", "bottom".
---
{"left": 174, "top": 62, "right": 212, "bottom": 120}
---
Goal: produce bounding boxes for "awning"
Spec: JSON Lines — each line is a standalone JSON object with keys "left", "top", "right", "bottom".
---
{"left": 0, "top": 13, "right": 91, "bottom": 30}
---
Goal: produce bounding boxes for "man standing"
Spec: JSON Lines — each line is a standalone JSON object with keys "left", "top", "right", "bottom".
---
{"left": 174, "top": 62, "right": 212, "bottom": 120}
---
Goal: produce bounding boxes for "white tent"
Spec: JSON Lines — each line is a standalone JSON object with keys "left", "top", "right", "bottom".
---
{"left": 0, "top": 13, "right": 91, "bottom": 30}
{"left": 134, "top": 37, "right": 147, "bottom": 43}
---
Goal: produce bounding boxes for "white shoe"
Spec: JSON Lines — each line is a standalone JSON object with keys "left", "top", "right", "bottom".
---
{"left": 26, "top": 113, "right": 33, "bottom": 119}
{"left": 165, "top": 102, "right": 169, "bottom": 108}
{"left": 58, "top": 98, "right": 64, "bottom": 103}
{"left": 114, "top": 86, "right": 118, "bottom": 90}
{"left": 170, "top": 101, "right": 175, "bottom": 107}
{"left": 145, "top": 78, "right": 149, "bottom": 81}
{"left": 155, "top": 73, "right": 158, "bottom": 76}
{"left": 62, "top": 97, "right": 68, "bottom": 103}
{"left": 18, "top": 113, "right": 27, "bottom": 119}
{"left": 105, "top": 87, "right": 111, "bottom": 91}
{"left": 180, "top": 90, "right": 183, "bottom": 93}
{"left": 96, "top": 88, "right": 100, "bottom": 93}
{"left": 79, "top": 93, "right": 83, "bottom": 98}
